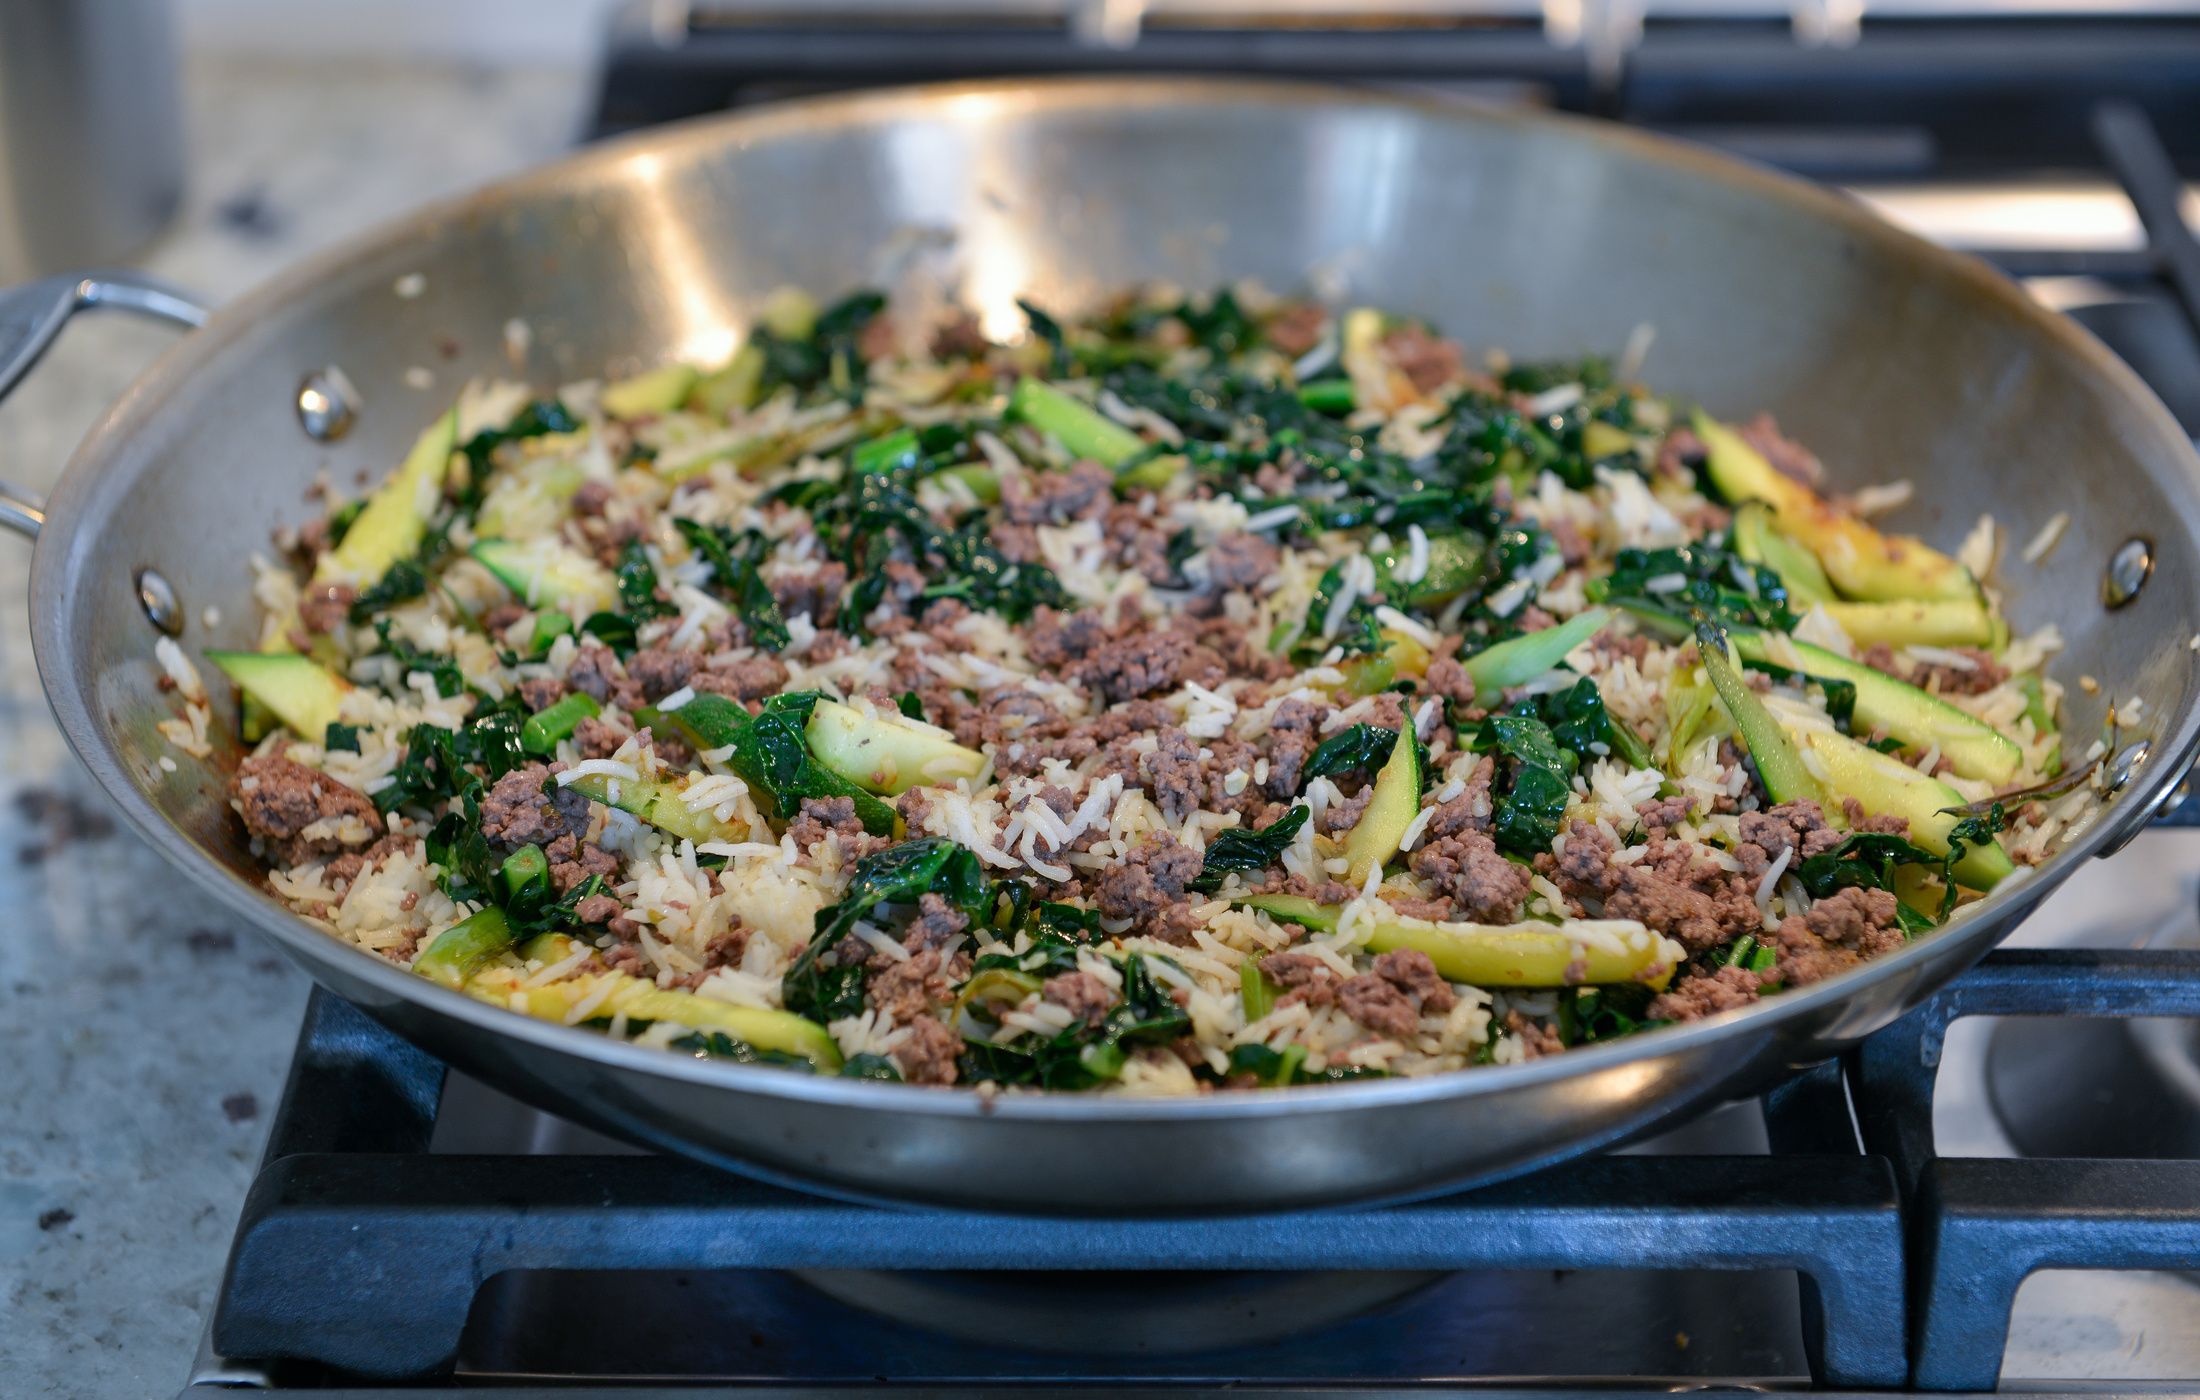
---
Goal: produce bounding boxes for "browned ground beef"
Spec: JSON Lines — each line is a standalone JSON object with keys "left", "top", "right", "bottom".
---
{"left": 1412, "top": 826, "right": 1531, "bottom": 923}
{"left": 228, "top": 753, "right": 380, "bottom": 867}
{"left": 1094, "top": 834, "right": 1203, "bottom": 942}
{"left": 1042, "top": 971, "right": 1115, "bottom": 1026}
{"left": 478, "top": 762, "right": 593, "bottom": 853}
{"left": 895, "top": 1016, "right": 963, "bottom": 1085}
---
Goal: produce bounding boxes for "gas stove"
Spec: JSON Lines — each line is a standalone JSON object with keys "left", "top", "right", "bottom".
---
{"left": 178, "top": 11, "right": 2200, "bottom": 1393}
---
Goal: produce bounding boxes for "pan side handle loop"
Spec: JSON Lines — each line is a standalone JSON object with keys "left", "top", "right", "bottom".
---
{"left": 0, "top": 268, "right": 210, "bottom": 541}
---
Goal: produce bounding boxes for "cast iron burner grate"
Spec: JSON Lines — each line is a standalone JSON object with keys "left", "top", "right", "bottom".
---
{"left": 187, "top": 949, "right": 2200, "bottom": 1394}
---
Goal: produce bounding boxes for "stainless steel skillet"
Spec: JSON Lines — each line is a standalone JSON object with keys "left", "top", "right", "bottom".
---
{"left": 3, "top": 78, "right": 2194, "bottom": 1214}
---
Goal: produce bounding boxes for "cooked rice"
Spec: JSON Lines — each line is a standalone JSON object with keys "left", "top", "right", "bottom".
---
{"left": 189, "top": 281, "right": 2101, "bottom": 1095}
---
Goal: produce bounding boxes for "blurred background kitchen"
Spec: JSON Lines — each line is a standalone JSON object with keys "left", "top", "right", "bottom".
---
{"left": 6, "top": 2, "right": 2200, "bottom": 1396}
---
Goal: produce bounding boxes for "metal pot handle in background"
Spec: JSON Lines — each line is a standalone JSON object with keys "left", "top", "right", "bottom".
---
{"left": 0, "top": 269, "right": 208, "bottom": 539}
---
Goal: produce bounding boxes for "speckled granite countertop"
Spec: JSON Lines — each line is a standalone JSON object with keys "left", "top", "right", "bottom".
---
{"left": 0, "top": 53, "right": 585, "bottom": 1399}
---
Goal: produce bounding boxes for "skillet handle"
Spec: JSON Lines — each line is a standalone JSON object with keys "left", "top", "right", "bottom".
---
{"left": 0, "top": 269, "right": 209, "bottom": 540}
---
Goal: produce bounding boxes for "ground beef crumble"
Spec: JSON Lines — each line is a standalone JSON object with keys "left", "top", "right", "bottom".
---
{"left": 893, "top": 1015, "right": 962, "bottom": 1086}
{"left": 228, "top": 753, "right": 381, "bottom": 868}
{"left": 1094, "top": 834, "right": 1204, "bottom": 943}
{"left": 1260, "top": 951, "right": 1340, "bottom": 1009}
{"left": 1647, "top": 964, "right": 1765, "bottom": 1022}
{"left": 1042, "top": 971, "right": 1115, "bottom": 1027}
{"left": 1337, "top": 949, "right": 1457, "bottom": 1041}
{"left": 1772, "top": 886, "right": 1905, "bottom": 987}
{"left": 479, "top": 762, "right": 592, "bottom": 853}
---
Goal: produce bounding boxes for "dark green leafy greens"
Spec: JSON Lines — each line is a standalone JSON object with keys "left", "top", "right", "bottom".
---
{"left": 1587, "top": 540, "right": 1796, "bottom": 634}
{"left": 813, "top": 470, "right": 1068, "bottom": 634}
{"left": 1226, "top": 1042, "right": 1388, "bottom": 1087}
{"left": 1556, "top": 981, "right": 1658, "bottom": 1047}
{"left": 674, "top": 516, "right": 788, "bottom": 650}
{"left": 372, "top": 620, "right": 466, "bottom": 698}
{"left": 1532, "top": 676, "right": 1654, "bottom": 772}
{"left": 782, "top": 838, "right": 999, "bottom": 1022}
{"left": 1187, "top": 805, "right": 1309, "bottom": 893}
{"left": 668, "top": 1030, "right": 818, "bottom": 1071}
{"left": 1470, "top": 711, "right": 1576, "bottom": 858}
{"left": 752, "top": 290, "right": 887, "bottom": 403}
{"left": 1301, "top": 724, "right": 1407, "bottom": 787}
{"left": 960, "top": 952, "right": 1191, "bottom": 1090}
{"left": 613, "top": 540, "right": 676, "bottom": 621}
{"left": 673, "top": 692, "right": 895, "bottom": 837}
{"left": 1790, "top": 804, "right": 2009, "bottom": 936}
{"left": 346, "top": 559, "right": 428, "bottom": 625}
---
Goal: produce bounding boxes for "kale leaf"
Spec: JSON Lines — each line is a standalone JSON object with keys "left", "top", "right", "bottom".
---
{"left": 1556, "top": 980, "right": 1659, "bottom": 1047}
{"left": 674, "top": 516, "right": 789, "bottom": 651}
{"left": 959, "top": 952, "right": 1191, "bottom": 1090}
{"left": 839, "top": 1053, "right": 904, "bottom": 1082}
{"left": 373, "top": 620, "right": 466, "bottom": 698}
{"left": 752, "top": 289, "right": 887, "bottom": 403}
{"left": 1175, "top": 289, "right": 1255, "bottom": 356}
{"left": 783, "top": 837, "right": 998, "bottom": 1022}
{"left": 1188, "top": 804, "right": 1310, "bottom": 893}
{"left": 1018, "top": 298, "right": 1070, "bottom": 375}
{"left": 669, "top": 1030, "right": 819, "bottom": 1072}
{"left": 347, "top": 559, "right": 428, "bottom": 626}
{"left": 1226, "top": 1043, "right": 1390, "bottom": 1086}
{"left": 1302, "top": 723, "right": 1430, "bottom": 792}
{"left": 1787, "top": 814, "right": 2013, "bottom": 936}
{"left": 375, "top": 693, "right": 529, "bottom": 816}
{"left": 614, "top": 540, "right": 676, "bottom": 621}
{"left": 1470, "top": 711, "right": 1576, "bottom": 858}
{"left": 1533, "top": 676, "right": 1654, "bottom": 771}
{"left": 814, "top": 470, "right": 1068, "bottom": 633}
{"left": 577, "top": 610, "right": 639, "bottom": 656}
{"left": 1588, "top": 540, "right": 1796, "bottom": 634}
{"left": 455, "top": 399, "right": 580, "bottom": 515}
{"left": 1291, "top": 561, "right": 1384, "bottom": 662}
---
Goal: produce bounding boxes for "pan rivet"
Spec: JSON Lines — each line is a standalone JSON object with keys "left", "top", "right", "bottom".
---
{"left": 2107, "top": 740, "right": 2150, "bottom": 795}
{"left": 296, "top": 367, "right": 359, "bottom": 442}
{"left": 2102, "top": 538, "right": 2153, "bottom": 609}
{"left": 135, "top": 568, "right": 183, "bottom": 637}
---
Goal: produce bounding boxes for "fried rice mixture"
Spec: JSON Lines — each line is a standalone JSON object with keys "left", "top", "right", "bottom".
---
{"left": 181, "top": 282, "right": 2112, "bottom": 1093}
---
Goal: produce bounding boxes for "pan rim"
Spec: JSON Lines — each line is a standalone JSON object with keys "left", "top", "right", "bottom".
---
{"left": 29, "top": 74, "right": 2200, "bottom": 1124}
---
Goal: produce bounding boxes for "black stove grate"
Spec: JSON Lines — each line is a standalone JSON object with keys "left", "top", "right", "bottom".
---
{"left": 1853, "top": 949, "right": 2200, "bottom": 1391}
{"left": 198, "top": 948, "right": 2200, "bottom": 1392}
{"left": 214, "top": 990, "right": 1906, "bottom": 1387}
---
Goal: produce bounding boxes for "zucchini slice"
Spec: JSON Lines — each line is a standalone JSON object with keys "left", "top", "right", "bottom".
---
{"left": 1820, "top": 597, "right": 1995, "bottom": 649}
{"left": 1698, "top": 626, "right": 1821, "bottom": 807}
{"left": 470, "top": 538, "right": 621, "bottom": 616}
{"left": 1732, "top": 500, "right": 1836, "bottom": 609}
{"left": 469, "top": 937, "right": 841, "bottom": 1070}
{"left": 1341, "top": 725, "right": 1422, "bottom": 887}
{"left": 1735, "top": 632, "right": 2021, "bottom": 784}
{"left": 1694, "top": 410, "right": 1976, "bottom": 603}
{"left": 805, "top": 698, "right": 986, "bottom": 796}
{"left": 1241, "top": 893, "right": 1680, "bottom": 989}
{"left": 1768, "top": 700, "right": 2014, "bottom": 890}
{"left": 206, "top": 650, "right": 351, "bottom": 740}
{"left": 562, "top": 769, "right": 749, "bottom": 846}
{"left": 322, "top": 408, "right": 459, "bottom": 585}
{"left": 600, "top": 363, "right": 700, "bottom": 421}
{"left": 1459, "top": 608, "right": 1612, "bottom": 698}
{"left": 1007, "top": 377, "right": 1145, "bottom": 468}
